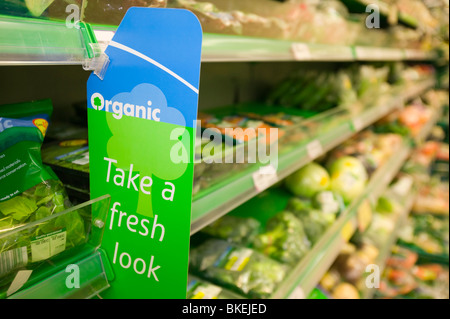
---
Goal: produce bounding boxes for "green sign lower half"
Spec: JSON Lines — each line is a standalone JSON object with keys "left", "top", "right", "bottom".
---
{"left": 88, "top": 109, "right": 194, "bottom": 298}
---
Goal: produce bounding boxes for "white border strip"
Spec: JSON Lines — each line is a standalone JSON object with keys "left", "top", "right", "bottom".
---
{"left": 109, "top": 41, "right": 199, "bottom": 94}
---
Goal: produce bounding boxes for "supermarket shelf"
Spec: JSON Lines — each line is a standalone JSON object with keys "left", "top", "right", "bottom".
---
{"left": 8, "top": 250, "right": 111, "bottom": 299}
{"left": 190, "top": 78, "right": 435, "bottom": 234}
{"left": 342, "top": 0, "right": 419, "bottom": 28}
{"left": 0, "top": 15, "right": 99, "bottom": 66}
{"left": 0, "top": 15, "right": 436, "bottom": 65}
{"left": 273, "top": 141, "right": 412, "bottom": 299}
{"left": 416, "top": 106, "right": 443, "bottom": 144}
{"left": 361, "top": 191, "right": 416, "bottom": 299}
{"left": 277, "top": 103, "right": 441, "bottom": 300}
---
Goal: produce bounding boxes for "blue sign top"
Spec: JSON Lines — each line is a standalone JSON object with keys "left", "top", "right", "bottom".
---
{"left": 87, "top": 7, "right": 203, "bottom": 129}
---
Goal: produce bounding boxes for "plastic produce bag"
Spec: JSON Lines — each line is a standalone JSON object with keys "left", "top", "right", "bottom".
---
{"left": 252, "top": 211, "right": 311, "bottom": 265}
{"left": 0, "top": 99, "right": 85, "bottom": 290}
{"left": 287, "top": 197, "right": 335, "bottom": 244}
{"left": 189, "top": 239, "right": 287, "bottom": 298}
{"left": 200, "top": 215, "right": 261, "bottom": 245}
{"left": 187, "top": 275, "right": 243, "bottom": 299}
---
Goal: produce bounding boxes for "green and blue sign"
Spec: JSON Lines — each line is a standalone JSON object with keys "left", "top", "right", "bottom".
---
{"left": 87, "top": 7, "right": 202, "bottom": 299}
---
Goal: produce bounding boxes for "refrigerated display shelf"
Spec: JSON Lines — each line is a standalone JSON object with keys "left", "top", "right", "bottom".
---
{"left": 416, "top": 106, "right": 443, "bottom": 144}
{"left": 2, "top": 195, "right": 113, "bottom": 299}
{"left": 278, "top": 102, "right": 442, "bottom": 300}
{"left": 360, "top": 191, "right": 416, "bottom": 299}
{"left": 341, "top": 0, "right": 419, "bottom": 28}
{"left": 275, "top": 141, "right": 412, "bottom": 299}
{"left": 7, "top": 249, "right": 112, "bottom": 299}
{"left": 0, "top": 15, "right": 99, "bottom": 66}
{"left": 190, "top": 78, "right": 436, "bottom": 234}
{"left": 0, "top": 15, "right": 436, "bottom": 65}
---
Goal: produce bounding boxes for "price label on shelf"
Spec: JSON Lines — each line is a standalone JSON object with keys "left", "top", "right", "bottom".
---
{"left": 252, "top": 165, "right": 278, "bottom": 193}
{"left": 291, "top": 43, "right": 312, "bottom": 60}
{"left": 306, "top": 140, "right": 323, "bottom": 159}
{"left": 288, "top": 286, "right": 305, "bottom": 299}
{"left": 352, "top": 117, "right": 364, "bottom": 132}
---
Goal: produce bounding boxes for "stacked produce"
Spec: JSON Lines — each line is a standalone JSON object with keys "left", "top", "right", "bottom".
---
{"left": 376, "top": 245, "right": 449, "bottom": 299}
{"left": 186, "top": 275, "right": 243, "bottom": 299}
{"left": 0, "top": 99, "right": 94, "bottom": 297}
{"left": 189, "top": 238, "right": 288, "bottom": 298}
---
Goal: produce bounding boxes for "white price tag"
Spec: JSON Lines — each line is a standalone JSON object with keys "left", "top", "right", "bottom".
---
{"left": 288, "top": 286, "right": 305, "bottom": 299}
{"left": 7, "top": 270, "right": 33, "bottom": 297}
{"left": 306, "top": 140, "right": 323, "bottom": 159}
{"left": 93, "top": 30, "right": 115, "bottom": 43}
{"left": 352, "top": 117, "right": 364, "bottom": 132}
{"left": 291, "top": 43, "right": 312, "bottom": 60}
{"left": 252, "top": 165, "right": 278, "bottom": 193}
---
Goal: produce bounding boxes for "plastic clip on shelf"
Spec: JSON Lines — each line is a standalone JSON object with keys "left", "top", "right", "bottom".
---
{"left": 0, "top": 15, "right": 107, "bottom": 68}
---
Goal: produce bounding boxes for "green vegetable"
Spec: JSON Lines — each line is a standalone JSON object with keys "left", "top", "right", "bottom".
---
{"left": 189, "top": 239, "right": 287, "bottom": 299}
{"left": 200, "top": 215, "right": 261, "bottom": 245}
{"left": 328, "top": 156, "right": 368, "bottom": 204}
{"left": 285, "top": 162, "right": 330, "bottom": 198}
{"left": 0, "top": 100, "right": 87, "bottom": 291}
{"left": 252, "top": 211, "right": 311, "bottom": 265}
{"left": 313, "top": 191, "right": 345, "bottom": 215}
{"left": 287, "top": 197, "right": 335, "bottom": 244}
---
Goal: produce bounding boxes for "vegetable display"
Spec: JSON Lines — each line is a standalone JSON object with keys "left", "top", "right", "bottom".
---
{"left": 189, "top": 239, "right": 287, "bottom": 299}
{"left": 252, "top": 211, "right": 311, "bottom": 265}
{"left": 0, "top": 99, "right": 86, "bottom": 292}
{"left": 285, "top": 162, "right": 330, "bottom": 198}
{"left": 200, "top": 215, "right": 261, "bottom": 245}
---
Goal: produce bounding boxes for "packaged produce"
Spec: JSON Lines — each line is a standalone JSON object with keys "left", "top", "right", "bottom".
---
{"left": 41, "top": 139, "right": 90, "bottom": 192}
{"left": 0, "top": 99, "right": 87, "bottom": 292}
{"left": 200, "top": 215, "right": 261, "bottom": 246}
{"left": 187, "top": 275, "right": 243, "bottom": 299}
{"left": 285, "top": 162, "right": 330, "bottom": 198}
{"left": 398, "top": 213, "right": 449, "bottom": 260}
{"left": 377, "top": 246, "right": 449, "bottom": 299}
{"left": 46, "top": 0, "right": 167, "bottom": 25}
{"left": 198, "top": 112, "right": 283, "bottom": 145}
{"left": 266, "top": 69, "right": 357, "bottom": 112}
{"left": 189, "top": 239, "right": 287, "bottom": 298}
{"left": 252, "top": 211, "right": 311, "bottom": 265}
{"left": 287, "top": 198, "right": 336, "bottom": 244}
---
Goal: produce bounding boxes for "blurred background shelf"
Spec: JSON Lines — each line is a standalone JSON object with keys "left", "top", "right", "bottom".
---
{"left": 0, "top": 13, "right": 437, "bottom": 65}
{"left": 190, "top": 78, "right": 435, "bottom": 234}
{"left": 273, "top": 141, "right": 412, "bottom": 299}
{"left": 360, "top": 191, "right": 416, "bottom": 299}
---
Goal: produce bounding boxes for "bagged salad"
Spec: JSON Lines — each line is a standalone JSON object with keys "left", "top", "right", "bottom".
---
{"left": 187, "top": 275, "right": 243, "bottom": 299}
{"left": 252, "top": 211, "right": 310, "bottom": 266}
{"left": 200, "top": 215, "right": 261, "bottom": 245}
{"left": 189, "top": 239, "right": 287, "bottom": 299}
{"left": 0, "top": 99, "right": 86, "bottom": 292}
